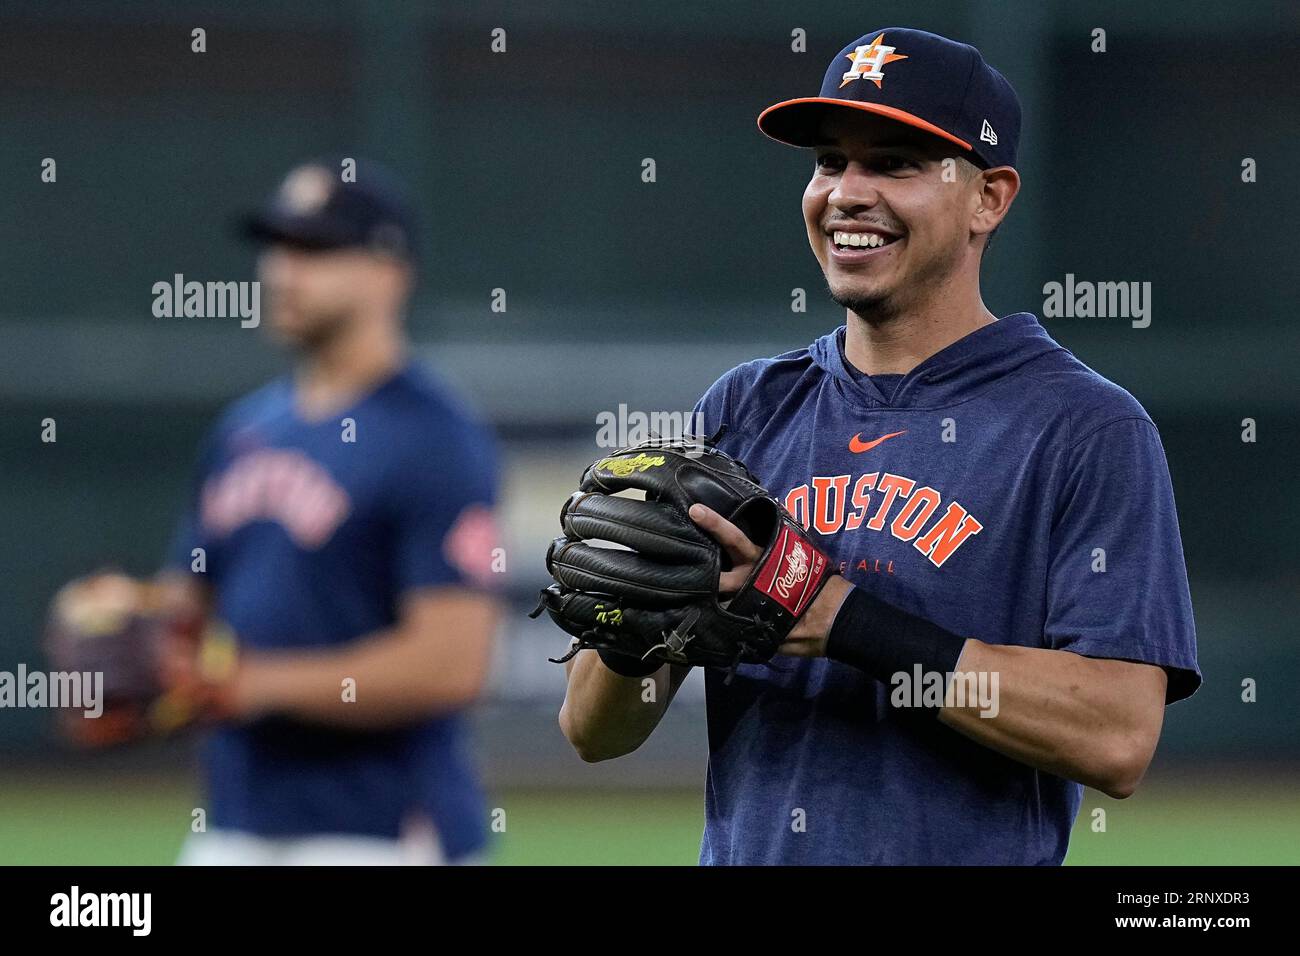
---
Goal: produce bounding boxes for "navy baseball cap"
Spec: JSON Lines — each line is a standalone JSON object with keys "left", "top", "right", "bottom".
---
{"left": 758, "top": 28, "right": 1021, "bottom": 170}
{"left": 240, "top": 157, "right": 420, "bottom": 262}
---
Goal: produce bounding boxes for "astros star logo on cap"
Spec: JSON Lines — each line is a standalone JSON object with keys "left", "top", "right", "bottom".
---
{"left": 839, "top": 33, "right": 909, "bottom": 89}
{"left": 277, "top": 165, "right": 334, "bottom": 215}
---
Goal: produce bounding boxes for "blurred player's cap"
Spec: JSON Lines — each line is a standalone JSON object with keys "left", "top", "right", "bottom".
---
{"left": 240, "top": 157, "right": 420, "bottom": 262}
{"left": 757, "top": 28, "right": 1020, "bottom": 170}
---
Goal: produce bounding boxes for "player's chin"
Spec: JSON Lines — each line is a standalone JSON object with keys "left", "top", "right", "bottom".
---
{"left": 827, "top": 277, "right": 896, "bottom": 313}
{"left": 268, "top": 313, "right": 317, "bottom": 346}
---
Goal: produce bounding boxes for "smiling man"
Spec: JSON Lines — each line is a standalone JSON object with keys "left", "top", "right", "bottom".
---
{"left": 557, "top": 28, "right": 1200, "bottom": 865}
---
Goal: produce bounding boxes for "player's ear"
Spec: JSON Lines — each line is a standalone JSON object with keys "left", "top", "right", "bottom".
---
{"left": 971, "top": 166, "right": 1019, "bottom": 239}
{"left": 382, "top": 257, "right": 417, "bottom": 305}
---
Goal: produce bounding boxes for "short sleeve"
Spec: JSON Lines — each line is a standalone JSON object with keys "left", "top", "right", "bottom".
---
{"left": 1044, "top": 418, "right": 1200, "bottom": 703}
{"left": 166, "top": 423, "right": 223, "bottom": 577}
{"left": 693, "top": 368, "right": 736, "bottom": 441}
{"left": 390, "top": 422, "right": 500, "bottom": 594}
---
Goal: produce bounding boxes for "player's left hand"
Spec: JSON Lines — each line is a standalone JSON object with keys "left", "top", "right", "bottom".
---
{"left": 688, "top": 502, "right": 852, "bottom": 658}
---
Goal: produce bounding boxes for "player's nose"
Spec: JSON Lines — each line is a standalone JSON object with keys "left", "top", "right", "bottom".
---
{"left": 827, "top": 163, "right": 882, "bottom": 212}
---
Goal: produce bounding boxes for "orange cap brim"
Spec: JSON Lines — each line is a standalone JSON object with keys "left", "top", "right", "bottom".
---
{"left": 757, "top": 97, "right": 973, "bottom": 153}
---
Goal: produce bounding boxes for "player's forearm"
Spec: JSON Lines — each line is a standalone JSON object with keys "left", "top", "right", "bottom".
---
{"left": 937, "top": 639, "right": 1167, "bottom": 799}
{"left": 230, "top": 627, "right": 490, "bottom": 729}
{"left": 559, "top": 651, "right": 681, "bottom": 761}
{"left": 813, "top": 582, "right": 1167, "bottom": 797}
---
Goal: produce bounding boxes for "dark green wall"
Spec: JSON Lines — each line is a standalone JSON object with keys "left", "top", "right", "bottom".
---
{"left": 0, "top": 1, "right": 1295, "bottom": 758}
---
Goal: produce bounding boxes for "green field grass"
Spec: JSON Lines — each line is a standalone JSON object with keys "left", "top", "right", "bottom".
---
{"left": 1, "top": 777, "right": 1296, "bottom": 865}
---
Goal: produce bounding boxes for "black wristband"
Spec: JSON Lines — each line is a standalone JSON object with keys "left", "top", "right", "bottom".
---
{"left": 596, "top": 647, "right": 662, "bottom": 678}
{"left": 824, "top": 585, "right": 967, "bottom": 685}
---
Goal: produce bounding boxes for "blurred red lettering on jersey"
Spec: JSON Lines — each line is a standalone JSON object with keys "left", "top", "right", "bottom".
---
{"left": 201, "top": 449, "right": 351, "bottom": 549}
{"left": 784, "top": 471, "right": 983, "bottom": 568}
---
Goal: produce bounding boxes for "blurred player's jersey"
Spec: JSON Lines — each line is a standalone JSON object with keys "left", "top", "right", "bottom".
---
{"left": 170, "top": 362, "right": 498, "bottom": 862}
{"left": 693, "top": 313, "right": 1200, "bottom": 865}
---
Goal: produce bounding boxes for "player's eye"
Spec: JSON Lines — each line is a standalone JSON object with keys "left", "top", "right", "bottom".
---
{"left": 876, "top": 154, "right": 919, "bottom": 173}
{"left": 815, "top": 152, "right": 846, "bottom": 173}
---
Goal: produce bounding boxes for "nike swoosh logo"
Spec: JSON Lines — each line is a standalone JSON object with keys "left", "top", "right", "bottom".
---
{"left": 849, "top": 430, "right": 907, "bottom": 454}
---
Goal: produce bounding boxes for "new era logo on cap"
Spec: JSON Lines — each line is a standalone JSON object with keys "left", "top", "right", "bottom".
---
{"left": 757, "top": 27, "right": 1021, "bottom": 170}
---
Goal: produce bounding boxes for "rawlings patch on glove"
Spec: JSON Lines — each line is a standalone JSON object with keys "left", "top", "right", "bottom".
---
{"left": 531, "top": 435, "right": 836, "bottom": 672}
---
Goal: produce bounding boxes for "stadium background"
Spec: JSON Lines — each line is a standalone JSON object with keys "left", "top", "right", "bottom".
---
{"left": 1, "top": 0, "right": 1297, "bottom": 864}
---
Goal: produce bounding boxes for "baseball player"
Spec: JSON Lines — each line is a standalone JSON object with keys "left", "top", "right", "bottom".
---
{"left": 555, "top": 28, "right": 1200, "bottom": 865}
{"left": 161, "top": 158, "right": 501, "bottom": 865}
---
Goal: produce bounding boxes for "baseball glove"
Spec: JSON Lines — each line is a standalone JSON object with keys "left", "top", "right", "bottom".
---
{"left": 531, "top": 435, "right": 836, "bottom": 673}
{"left": 43, "top": 572, "right": 237, "bottom": 747}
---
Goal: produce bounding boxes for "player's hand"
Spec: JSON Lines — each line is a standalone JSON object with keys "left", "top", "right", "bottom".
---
{"left": 688, "top": 503, "right": 760, "bottom": 593}
{"left": 156, "top": 618, "right": 242, "bottom": 726}
{"left": 689, "top": 503, "right": 849, "bottom": 658}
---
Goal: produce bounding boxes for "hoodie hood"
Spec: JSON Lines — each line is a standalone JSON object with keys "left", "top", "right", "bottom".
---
{"left": 809, "top": 312, "right": 1064, "bottom": 409}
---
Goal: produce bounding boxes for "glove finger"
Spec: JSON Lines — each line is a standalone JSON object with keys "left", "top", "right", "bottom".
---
{"left": 560, "top": 492, "right": 714, "bottom": 563}
{"left": 534, "top": 586, "right": 681, "bottom": 666}
{"left": 546, "top": 538, "right": 714, "bottom": 608}
{"left": 579, "top": 447, "right": 683, "bottom": 497}
{"left": 530, "top": 585, "right": 584, "bottom": 640}
{"left": 580, "top": 445, "right": 764, "bottom": 519}
{"left": 536, "top": 585, "right": 766, "bottom": 670}
{"left": 537, "top": 587, "right": 663, "bottom": 637}
{"left": 554, "top": 590, "right": 742, "bottom": 669}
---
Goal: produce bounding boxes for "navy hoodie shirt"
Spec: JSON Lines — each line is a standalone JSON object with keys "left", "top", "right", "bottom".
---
{"left": 692, "top": 313, "right": 1199, "bottom": 865}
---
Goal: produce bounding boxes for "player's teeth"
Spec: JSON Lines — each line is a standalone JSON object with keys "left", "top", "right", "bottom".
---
{"left": 834, "top": 231, "right": 896, "bottom": 249}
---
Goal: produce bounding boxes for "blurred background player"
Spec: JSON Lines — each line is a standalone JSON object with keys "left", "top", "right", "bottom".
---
{"left": 161, "top": 158, "right": 502, "bottom": 865}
